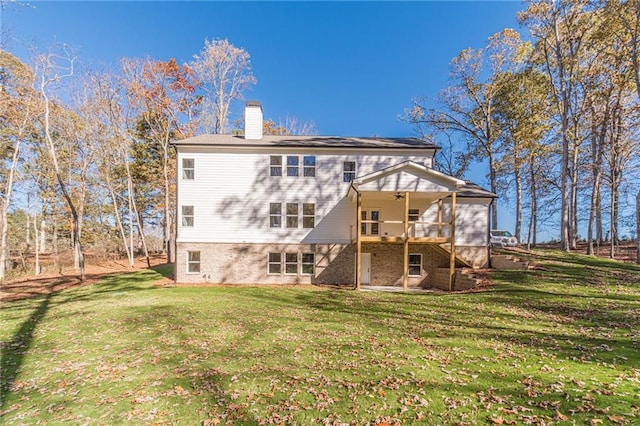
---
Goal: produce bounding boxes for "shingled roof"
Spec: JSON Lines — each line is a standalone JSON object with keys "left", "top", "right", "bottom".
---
{"left": 171, "top": 135, "right": 440, "bottom": 150}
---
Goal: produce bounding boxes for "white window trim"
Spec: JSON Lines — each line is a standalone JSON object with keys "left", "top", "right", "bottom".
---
{"left": 267, "top": 252, "right": 282, "bottom": 275}
{"left": 286, "top": 203, "right": 299, "bottom": 228}
{"left": 302, "top": 203, "right": 315, "bottom": 229}
{"left": 186, "top": 251, "right": 201, "bottom": 275}
{"left": 301, "top": 253, "right": 315, "bottom": 276}
{"left": 286, "top": 155, "right": 299, "bottom": 177}
{"left": 182, "top": 158, "right": 195, "bottom": 180}
{"left": 270, "top": 155, "right": 282, "bottom": 177}
{"left": 408, "top": 253, "right": 422, "bottom": 277}
{"left": 303, "top": 155, "right": 316, "bottom": 178}
{"left": 343, "top": 161, "right": 356, "bottom": 182}
{"left": 284, "top": 252, "right": 299, "bottom": 275}
{"left": 361, "top": 208, "right": 381, "bottom": 236}
{"left": 182, "top": 205, "right": 194, "bottom": 227}
{"left": 269, "top": 203, "right": 282, "bottom": 228}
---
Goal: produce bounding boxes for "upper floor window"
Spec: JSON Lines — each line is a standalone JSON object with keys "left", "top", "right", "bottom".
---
{"left": 270, "top": 156, "right": 282, "bottom": 177}
{"left": 182, "top": 206, "right": 194, "bottom": 227}
{"left": 303, "top": 156, "right": 316, "bottom": 177}
{"left": 287, "top": 156, "right": 299, "bottom": 177}
{"left": 343, "top": 161, "right": 356, "bottom": 182}
{"left": 270, "top": 203, "right": 282, "bottom": 228}
{"left": 182, "top": 158, "right": 194, "bottom": 180}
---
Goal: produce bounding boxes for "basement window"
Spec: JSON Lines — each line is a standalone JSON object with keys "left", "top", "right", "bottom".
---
{"left": 301, "top": 253, "right": 315, "bottom": 275}
{"left": 187, "top": 251, "right": 201, "bottom": 274}
{"left": 408, "top": 253, "right": 422, "bottom": 277}
{"left": 268, "top": 253, "right": 282, "bottom": 274}
{"left": 285, "top": 253, "right": 298, "bottom": 275}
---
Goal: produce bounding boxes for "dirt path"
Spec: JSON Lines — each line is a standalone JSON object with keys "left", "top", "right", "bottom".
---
{"left": 1, "top": 256, "right": 168, "bottom": 303}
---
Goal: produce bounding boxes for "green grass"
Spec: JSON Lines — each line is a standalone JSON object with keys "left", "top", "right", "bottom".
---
{"left": 1, "top": 251, "right": 639, "bottom": 425}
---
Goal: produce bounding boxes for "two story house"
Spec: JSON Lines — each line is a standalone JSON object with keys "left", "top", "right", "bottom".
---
{"left": 172, "top": 101, "right": 495, "bottom": 291}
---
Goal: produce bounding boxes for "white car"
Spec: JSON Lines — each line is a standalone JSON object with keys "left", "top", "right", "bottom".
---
{"left": 490, "top": 230, "right": 518, "bottom": 248}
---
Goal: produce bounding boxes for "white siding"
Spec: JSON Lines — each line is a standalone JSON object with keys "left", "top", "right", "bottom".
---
{"left": 357, "top": 170, "right": 453, "bottom": 193}
{"left": 422, "top": 199, "right": 490, "bottom": 246}
{"left": 176, "top": 148, "right": 476, "bottom": 245}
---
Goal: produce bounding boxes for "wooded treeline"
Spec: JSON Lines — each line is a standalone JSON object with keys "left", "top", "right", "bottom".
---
{"left": 408, "top": 0, "right": 640, "bottom": 256}
{"left": 0, "top": 38, "right": 320, "bottom": 282}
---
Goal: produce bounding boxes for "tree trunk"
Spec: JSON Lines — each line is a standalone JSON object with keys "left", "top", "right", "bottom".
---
{"left": 569, "top": 141, "right": 579, "bottom": 250}
{"left": 0, "top": 139, "right": 22, "bottom": 283}
{"left": 105, "top": 170, "right": 133, "bottom": 267}
{"left": 636, "top": 190, "right": 640, "bottom": 264}
{"left": 33, "top": 212, "right": 40, "bottom": 276}
{"left": 40, "top": 67, "right": 85, "bottom": 281}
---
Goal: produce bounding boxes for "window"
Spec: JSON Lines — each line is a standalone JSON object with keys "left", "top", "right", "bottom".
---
{"left": 361, "top": 209, "right": 380, "bottom": 236}
{"left": 408, "top": 254, "right": 422, "bottom": 277}
{"left": 302, "top": 203, "right": 315, "bottom": 228}
{"left": 187, "top": 251, "right": 200, "bottom": 273}
{"left": 268, "top": 253, "right": 282, "bottom": 274}
{"left": 409, "top": 208, "right": 420, "bottom": 222}
{"left": 270, "top": 156, "right": 282, "bottom": 177}
{"left": 270, "top": 203, "right": 282, "bottom": 228}
{"left": 182, "top": 206, "right": 194, "bottom": 227}
{"left": 303, "top": 156, "right": 316, "bottom": 177}
{"left": 286, "top": 203, "right": 298, "bottom": 228}
{"left": 343, "top": 161, "right": 356, "bottom": 182}
{"left": 287, "top": 156, "right": 299, "bottom": 177}
{"left": 301, "top": 253, "right": 315, "bottom": 275}
{"left": 285, "top": 253, "right": 298, "bottom": 274}
{"left": 182, "top": 158, "right": 194, "bottom": 180}
{"left": 370, "top": 210, "right": 380, "bottom": 235}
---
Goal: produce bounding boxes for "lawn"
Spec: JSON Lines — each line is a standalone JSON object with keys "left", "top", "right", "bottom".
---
{"left": 1, "top": 250, "right": 639, "bottom": 425}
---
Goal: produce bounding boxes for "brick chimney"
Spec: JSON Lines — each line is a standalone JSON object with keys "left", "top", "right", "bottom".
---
{"left": 244, "top": 100, "right": 263, "bottom": 140}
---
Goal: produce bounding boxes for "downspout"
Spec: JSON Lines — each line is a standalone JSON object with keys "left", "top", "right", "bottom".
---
{"left": 173, "top": 144, "right": 179, "bottom": 282}
{"left": 488, "top": 198, "right": 494, "bottom": 269}
{"left": 352, "top": 184, "right": 362, "bottom": 290}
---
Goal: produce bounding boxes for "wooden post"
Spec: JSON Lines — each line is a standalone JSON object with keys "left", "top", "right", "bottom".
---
{"left": 356, "top": 191, "right": 362, "bottom": 290}
{"left": 403, "top": 192, "right": 409, "bottom": 292}
{"left": 449, "top": 192, "right": 457, "bottom": 292}
{"left": 437, "top": 199, "right": 443, "bottom": 238}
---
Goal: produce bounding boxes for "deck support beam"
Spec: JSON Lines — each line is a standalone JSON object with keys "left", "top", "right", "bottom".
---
{"left": 403, "top": 191, "right": 409, "bottom": 292}
{"left": 356, "top": 191, "right": 362, "bottom": 290}
{"left": 449, "top": 191, "right": 457, "bottom": 291}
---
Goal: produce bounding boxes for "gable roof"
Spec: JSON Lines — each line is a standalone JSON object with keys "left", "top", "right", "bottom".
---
{"left": 172, "top": 134, "right": 439, "bottom": 150}
{"left": 349, "top": 161, "right": 495, "bottom": 199}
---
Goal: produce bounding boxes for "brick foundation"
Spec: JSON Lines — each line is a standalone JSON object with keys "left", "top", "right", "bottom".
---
{"left": 175, "top": 242, "right": 488, "bottom": 287}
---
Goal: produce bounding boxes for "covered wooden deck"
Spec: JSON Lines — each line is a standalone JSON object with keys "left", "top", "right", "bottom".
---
{"left": 353, "top": 190, "right": 459, "bottom": 292}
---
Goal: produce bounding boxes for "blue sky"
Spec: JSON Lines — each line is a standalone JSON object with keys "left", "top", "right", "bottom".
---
{"left": 3, "top": 1, "right": 531, "bottom": 233}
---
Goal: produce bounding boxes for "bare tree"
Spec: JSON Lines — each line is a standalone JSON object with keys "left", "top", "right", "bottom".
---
{"left": 35, "top": 45, "right": 86, "bottom": 280}
{"left": 191, "top": 38, "right": 257, "bottom": 134}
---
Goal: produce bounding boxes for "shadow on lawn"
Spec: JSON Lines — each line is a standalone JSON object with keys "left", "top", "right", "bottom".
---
{"left": 238, "top": 280, "right": 640, "bottom": 368}
{"left": 0, "top": 292, "right": 52, "bottom": 410}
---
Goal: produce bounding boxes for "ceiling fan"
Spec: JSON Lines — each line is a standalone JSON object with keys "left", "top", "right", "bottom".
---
{"left": 394, "top": 192, "right": 406, "bottom": 201}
